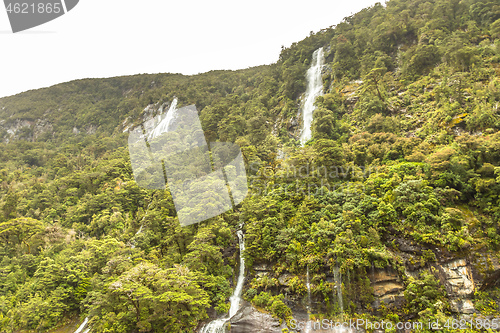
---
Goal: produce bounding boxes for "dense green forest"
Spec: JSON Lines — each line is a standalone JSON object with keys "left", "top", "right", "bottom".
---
{"left": 1, "top": 0, "right": 500, "bottom": 331}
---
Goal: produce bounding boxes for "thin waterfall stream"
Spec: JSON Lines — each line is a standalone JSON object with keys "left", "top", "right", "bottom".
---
{"left": 74, "top": 317, "right": 89, "bottom": 333}
{"left": 201, "top": 227, "right": 245, "bottom": 333}
{"left": 333, "top": 266, "right": 344, "bottom": 319}
{"left": 305, "top": 265, "right": 312, "bottom": 333}
{"left": 300, "top": 47, "right": 324, "bottom": 145}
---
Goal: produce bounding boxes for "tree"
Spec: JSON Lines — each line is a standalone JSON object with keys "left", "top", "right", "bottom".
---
{"left": 442, "top": 33, "right": 479, "bottom": 72}
{"left": 404, "top": 271, "right": 447, "bottom": 315}
{"left": 362, "top": 68, "right": 387, "bottom": 102}
{"left": 491, "top": 18, "right": 500, "bottom": 39}
{"left": 402, "top": 44, "right": 441, "bottom": 77}
{"left": 312, "top": 107, "right": 336, "bottom": 139}
{"left": 90, "top": 262, "right": 210, "bottom": 332}
{"left": 0, "top": 217, "right": 44, "bottom": 254}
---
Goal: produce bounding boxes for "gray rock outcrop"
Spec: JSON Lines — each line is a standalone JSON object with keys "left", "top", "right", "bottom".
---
{"left": 229, "top": 301, "right": 284, "bottom": 333}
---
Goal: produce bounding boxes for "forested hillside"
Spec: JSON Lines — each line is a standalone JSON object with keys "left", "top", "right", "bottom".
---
{"left": 1, "top": 0, "right": 500, "bottom": 332}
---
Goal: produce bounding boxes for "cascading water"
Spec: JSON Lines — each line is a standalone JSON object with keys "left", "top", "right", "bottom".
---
{"left": 347, "top": 269, "right": 352, "bottom": 307}
{"left": 74, "top": 317, "right": 89, "bottom": 333}
{"left": 135, "top": 224, "right": 143, "bottom": 236}
{"left": 201, "top": 228, "right": 246, "bottom": 333}
{"left": 200, "top": 318, "right": 227, "bottom": 333}
{"left": 300, "top": 47, "right": 324, "bottom": 145}
{"left": 229, "top": 230, "right": 246, "bottom": 318}
{"left": 333, "top": 266, "right": 344, "bottom": 318}
{"left": 149, "top": 98, "right": 178, "bottom": 140}
{"left": 305, "top": 266, "right": 312, "bottom": 333}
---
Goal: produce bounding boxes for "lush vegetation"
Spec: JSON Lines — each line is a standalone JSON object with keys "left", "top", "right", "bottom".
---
{"left": 1, "top": 0, "right": 500, "bottom": 332}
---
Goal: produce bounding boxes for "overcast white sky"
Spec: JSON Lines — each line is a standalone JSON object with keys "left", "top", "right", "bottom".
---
{"left": 0, "top": 0, "right": 382, "bottom": 98}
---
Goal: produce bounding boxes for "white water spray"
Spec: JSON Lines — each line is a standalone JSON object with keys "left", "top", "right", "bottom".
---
{"left": 74, "top": 317, "right": 89, "bottom": 333}
{"left": 300, "top": 48, "right": 324, "bottom": 145}
{"left": 200, "top": 318, "right": 227, "bottom": 333}
{"left": 149, "top": 98, "right": 178, "bottom": 140}
{"left": 201, "top": 228, "right": 245, "bottom": 333}
{"left": 229, "top": 230, "right": 246, "bottom": 318}
{"left": 135, "top": 224, "right": 143, "bottom": 236}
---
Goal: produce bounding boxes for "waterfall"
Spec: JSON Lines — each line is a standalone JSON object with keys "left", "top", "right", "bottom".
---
{"left": 305, "top": 266, "right": 312, "bottom": 333}
{"left": 333, "top": 266, "right": 344, "bottom": 318}
{"left": 135, "top": 224, "right": 143, "bottom": 236}
{"left": 200, "top": 319, "right": 227, "bottom": 333}
{"left": 148, "top": 98, "right": 178, "bottom": 140}
{"left": 306, "top": 266, "right": 312, "bottom": 312}
{"left": 201, "top": 228, "right": 246, "bottom": 333}
{"left": 229, "top": 230, "right": 246, "bottom": 318}
{"left": 346, "top": 269, "right": 351, "bottom": 309}
{"left": 300, "top": 47, "right": 324, "bottom": 145}
{"left": 74, "top": 317, "right": 89, "bottom": 333}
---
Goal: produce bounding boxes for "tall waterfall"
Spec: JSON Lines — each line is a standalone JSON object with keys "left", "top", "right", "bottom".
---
{"left": 300, "top": 47, "right": 324, "bottom": 145}
{"left": 148, "top": 98, "right": 178, "bottom": 140}
{"left": 333, "top": 266, "right": 344, "bottom": 318}
{"left": 201, "top": 229, "right": 246, "bottom": 333}
{"left": 229, "top": 230, "right": 246, "bottom": 318}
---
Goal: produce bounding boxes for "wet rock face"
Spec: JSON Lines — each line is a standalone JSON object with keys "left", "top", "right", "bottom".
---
{"left": 289, "top": 117, "right": 299, "bottom": 129}
{"left": 441, "top": 259, "right": 475, "bottom": 297}
{"left": 472, "top": 252, "right": 500, "bottom": 290}
{"left": 373, "top": 282, "right": 403, "bottom": 297}
{"left": 450, "top": 299, "right": 475, "bottom": 314}
{"left": 229, "top": 302, "right": 283, "bottom": 333}
{"left": 438, "top": 259, "right": 476, "bottom": 314}
{"left": 253, "top": 263, "right": 273, "bottom": 272}
{"left": 395, "top": 237, "right": 422, "bottom": 255}
{"left": 0, "top": 118, "right": 55, "bottom": 142}
{"left": 369, "top": 267, "right": 405, "bottom": 310}
{"left": 278, "top": 273, "right": 295, "bottom": 286}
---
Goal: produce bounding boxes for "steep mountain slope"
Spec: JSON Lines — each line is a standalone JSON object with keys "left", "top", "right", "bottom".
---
{"left": 0, "top": 0, "right": 500, "bottom": 332}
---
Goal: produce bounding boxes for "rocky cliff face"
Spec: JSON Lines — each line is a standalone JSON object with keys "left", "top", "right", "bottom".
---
{"left": 231, "top": 248, "right": 500, "bottom": 333}
{"left": 438, "top": 259, "right": 476, "bottom": 314}
{"left": 0, "top": 118, "right": 54, "bottom": 142}
{"left": 369, "top": 267, "right": 405, "bottom": 311}
{"left": 387, "top": 251, "right": 500, "bottom": 316}
{"left": 229, "top": 301, "right": 284, "bottom": 333}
